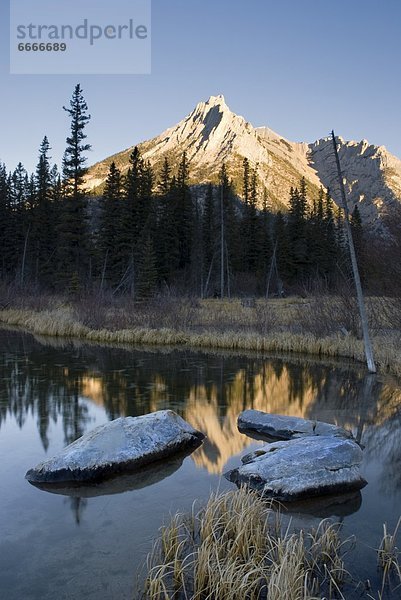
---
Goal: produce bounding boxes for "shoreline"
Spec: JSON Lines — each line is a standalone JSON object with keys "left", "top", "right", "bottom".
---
{"left": 1, "top": 303, "right": 400, "bottom": 377}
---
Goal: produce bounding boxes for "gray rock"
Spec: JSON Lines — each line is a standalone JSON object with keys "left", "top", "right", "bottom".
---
{"left": 225, "top": 436, "right": 366, "bottom": 501}
{"left": 29, "top": 450, "right": 192, "bottom": 497}
{"left": 238, "top": 410, "right": 353, "bottom": 441}
{"left": 26, "top": 410, "right": 205, "bottom": 484}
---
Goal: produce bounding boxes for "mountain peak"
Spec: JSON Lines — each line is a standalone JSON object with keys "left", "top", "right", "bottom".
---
{"left": 86, "top": 95, "right": 401, "bottom": 229}
{"left": 206, "top": 94, "right": 226, "bottom": 106}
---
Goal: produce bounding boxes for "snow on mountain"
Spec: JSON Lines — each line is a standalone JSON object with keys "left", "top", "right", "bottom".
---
{"left": 85, "top": 95, "right": 401, "bottom": 227}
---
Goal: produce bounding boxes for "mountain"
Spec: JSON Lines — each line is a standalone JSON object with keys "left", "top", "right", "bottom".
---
{"left": 85, "top": 95, "right": 401, "bottom": 227}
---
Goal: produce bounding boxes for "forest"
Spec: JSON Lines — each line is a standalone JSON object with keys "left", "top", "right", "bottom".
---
{"left": 0, "top": 84, "right": 399, "bottom": 301}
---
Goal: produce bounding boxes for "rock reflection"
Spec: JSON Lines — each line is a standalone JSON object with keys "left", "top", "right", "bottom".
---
{"left": 1, "top": 329, "right": 401, "bottom": 490}
{"left": 29, "top": 450, "right": 191, "bottom": 498}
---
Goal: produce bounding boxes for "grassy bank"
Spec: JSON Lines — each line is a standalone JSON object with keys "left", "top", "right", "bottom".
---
{"left": 0, "top": 295, "right": 400, "bottom": 376}
{"left": 141, "top": 488, "right": 400, "bottom": 599}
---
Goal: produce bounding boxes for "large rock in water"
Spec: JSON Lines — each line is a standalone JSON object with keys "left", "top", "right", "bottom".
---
{"left": 225, "top": 436, "right": 366, "bottom": 501}
{"left": 26, "top": 410, "right": 205, "bottom": 484}
{"left": 238, "top": 410, "right": 353, "bottom": 441}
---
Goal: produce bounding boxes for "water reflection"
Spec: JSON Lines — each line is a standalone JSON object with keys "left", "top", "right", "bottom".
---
{"left": 31, "top": 450, "right": 194, "bottom": 498}
{"left": 2, "top": 329, "right": 401, "bottom": 599}
{"left": 1, "top": 329, "right": 401, "bottom": 487}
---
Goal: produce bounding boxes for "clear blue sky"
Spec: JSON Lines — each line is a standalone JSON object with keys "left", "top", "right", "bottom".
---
{"left": 1, "top": 0, "right": 400, "bottom": 172}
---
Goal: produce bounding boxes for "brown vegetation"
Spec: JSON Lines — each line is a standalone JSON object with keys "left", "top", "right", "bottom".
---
{"left": 140, "top": 488, "right": 401, "bottom": 600}
{"left": 0, "top": 288, "right": 401, "bottom": 376}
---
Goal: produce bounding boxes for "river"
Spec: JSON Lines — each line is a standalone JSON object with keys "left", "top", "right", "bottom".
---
{"left": 1, "top": 328, "right": 401, "bottom": 599}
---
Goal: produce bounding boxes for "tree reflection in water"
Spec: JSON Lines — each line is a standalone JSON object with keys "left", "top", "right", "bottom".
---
{"left": 1, "top": 328, "right": 401, "bottom": 490}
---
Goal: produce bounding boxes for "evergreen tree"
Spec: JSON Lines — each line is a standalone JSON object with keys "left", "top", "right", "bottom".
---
{"left": 244, "top": 167, "right": 261, "bottom": 273}
{"left": 324, "top": 190, "right": 337, "bottom": 280}
{"left": 158, "top": 156, "right": 171, "bottom": 196}
{"left": 0, "top": 163, "right": 11, "bottom": 278}
{"left": 287, "top": 179, "right": 309, "bottom": 281}
{"left": 33, "top": 137, "right": 56, "bottom": 286}
{"left": 57, "top": 84, "right": 91, "bottom": 289}
{"left": 274, "top": 211, "right": 291, "bottom": 284}
{"left": 173, "top": 152, "right": 193, "bottom": 270}
{"left": 155, "top": 161, "right": 175, "bottom": 283}
{"left": 202, "top": 183, "right": 216, "bottom": 288}
{"left": 137, "top": 235, "right": 158, "bottom": 300}
{"left": 98, "top": 161, "right": 123, "bottom": 287}
{"left": 308, "top": 186, "right": 326, "bottom": 280}
{"left": 62, "top": 84, "right": 91, "bottom": 198}
{"left": 259, "top": 188, "right": 273, "bottom": 282}
{"left": 242, "top": 157, "right": 250, "bottom": 205}
{"left": 9, "top": 163, "right": 30, "bottom": 282}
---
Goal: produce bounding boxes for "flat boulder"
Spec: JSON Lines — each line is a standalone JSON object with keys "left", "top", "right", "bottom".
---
{"left": 238, "top": 410, "right": 353, "bottom": 441}
{"left": 225, "top": 436, "right": 366, "bottom": 501}
{"left": 26, "top": 410, "right": 205, "bottom": 484}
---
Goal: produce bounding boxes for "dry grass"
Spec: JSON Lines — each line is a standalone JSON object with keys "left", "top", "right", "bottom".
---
{"left": 140, "top": 489, "right": 401, "bottom": 600}
{"left": 376, "top": 517, "right": 401, "bottom": 596}
{"left": 140, "top": 488, "right": 358, "bottom": 600}
{"left": 0, "top": 295, "right": 401, "bottom": 376}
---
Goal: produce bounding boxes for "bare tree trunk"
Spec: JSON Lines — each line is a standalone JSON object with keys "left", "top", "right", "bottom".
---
{"left": 99, "top": 250, "right": 108, "bottom": 294}
{"left": 225, "top": 241, "right": 231, "bottom": 299}
{"left": 331, "top": 130, "right": 376, "bottom": 373}
{"left": 204, "top": 253, "right": 215, "bottom": 298}
{"left": 266, "top": 241, "right": 277, "bottom": 299}
{"left": 21, "top": 225, "right": 30, "bottom": 287}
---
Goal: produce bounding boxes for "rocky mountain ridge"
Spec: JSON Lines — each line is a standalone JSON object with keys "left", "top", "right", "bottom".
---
{"left": 85, "top": 95, "right": 401, "bottom": 227}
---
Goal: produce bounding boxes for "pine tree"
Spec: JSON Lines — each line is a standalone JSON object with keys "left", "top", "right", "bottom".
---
{"left": 137, "top": 235, "right": 158, "bottom": 300}
{"left": 9, "top": 163, "right": 30, "bottom": 282}
{"left": 0, "top": 163, "right": 11, "bottom": 279}
{"left": 308, "top": 186, "right": 326, "bottom": 280}
{"left": 57, "top": 84, "right": 91, "bottom": 289}
{"left": 33, "top": 137, "right": 56, "bottom": 287}
{"left": 174, "top": 152, "right": 193, "bottom": 270}
{"left": 155, "top": 161, "right": 175, "bottom": 283}
{"left": 287, "top": 179, "right": 309, "bottom": 281}
{"left": 324, "top": 190, "right": 337, "bottom": 280}
{"left": 62, "top": 84, "right": 91, "bottom": 198}
{"left": 242, "top": 157, "right": 250, "bottom": 205}
{"left": 98, "top": 161, "right": 123, "bottom": 287}
{"left": 244, "top": 167, "right": 260, "bottom": 273}
{"left": 260, "top": 188, "right": 273, "bottom": 282}
{"left": 273, "top": 211, "right": 290, "bottom": 292}
{"left": 158, "top": 156, "right": 171, "bottom": 196}
{"left": 202, "top": 183, "right": 216, "bottom": 291}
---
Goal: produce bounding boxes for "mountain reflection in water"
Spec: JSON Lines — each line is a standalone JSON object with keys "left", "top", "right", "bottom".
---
{"left": 1, "top": 329, "right": 401, "bottom": 488}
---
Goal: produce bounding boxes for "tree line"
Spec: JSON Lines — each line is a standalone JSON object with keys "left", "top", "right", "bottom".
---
{"left": 0, "top": 84, "right": 370, "bottom": 299}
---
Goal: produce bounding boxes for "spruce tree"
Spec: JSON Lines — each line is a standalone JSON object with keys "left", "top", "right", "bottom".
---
{"left": 287, "top": 180, "right": 309, "bottom": 282}
{"left": 260, "top": 188, "right": 273, "bottom": 283}
{"left": 98, "top": 161, "right": 123, "bottom": 287}
{"left": 244, "top": 167, "right": 260, "bottom": 273}
{"left": 158, "top": 156, "right": 171, "bottom": 196}
{"left": 33, "top": 137, "right": 56, "bottom": 287}
{"left": 202, "top": 183, "right": 216, "bottom": 291}
{"left": 0, "top": 163, "right": 10, "bottom": 279}
{"left": 174, "top": 152, "right": 193, "bottom": 270}
{"left": 242, "top": 157, "right": 250, "bottom": 205}
{"left": 58, "top": 84, "right": 91, "bottom": 289}
{"left": 10, "top": 163, "right": 30, "bottom": 282}
{"left": 137, "top": 234, "right": 158, "bottom": 300}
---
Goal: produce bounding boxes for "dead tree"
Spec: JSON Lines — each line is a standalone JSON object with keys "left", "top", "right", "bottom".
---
{"left": 331, "top": 130, "right": 376, "bottom": 373}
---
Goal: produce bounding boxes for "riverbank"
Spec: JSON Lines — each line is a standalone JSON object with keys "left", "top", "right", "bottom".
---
{"left": 0, "top": 296, "right": 400, "bottom": 376}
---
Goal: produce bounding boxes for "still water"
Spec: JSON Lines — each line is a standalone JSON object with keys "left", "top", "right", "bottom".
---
{"left": 1, "top": 328, "right": 401, "bottom": 599}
